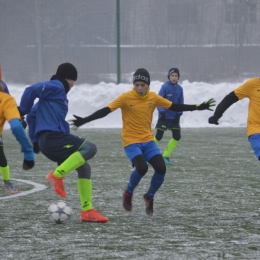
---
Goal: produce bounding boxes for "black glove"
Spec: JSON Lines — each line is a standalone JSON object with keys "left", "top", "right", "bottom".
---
{"left": 69, "top": 115, "right": 87, "bottom": 129}
{"left": 196, "top": 98, "right": 216, "bottom": 111}
{"left": 23, "top": 159, "right": 35, "bottom": 170}
{"left": 160, "top": 113, "right": 166, "bottom": 120}
{"left": 21, "top": 118, "right": 27, "bottom": 129}
{"left": 208, "top": 115, "right": 219, "bottom": 125}
{"left": 33, "top": 142, "right": 40, "bottom": 154}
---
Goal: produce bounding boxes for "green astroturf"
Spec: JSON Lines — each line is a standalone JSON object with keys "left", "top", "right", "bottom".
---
{"left": 0, "top": 128, "right": 260, "bottom": 260}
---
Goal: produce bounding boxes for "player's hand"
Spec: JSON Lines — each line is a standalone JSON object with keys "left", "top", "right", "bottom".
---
{"left": 196, "top": 98, "right": 216, "bottom": 111}
{"left": 23, "top": 159, "right": 35, "bottom": 170}
{"left": 33, "top": 142, "right": 40, "bottom": 154}
{"left": 69, "top": 115, "right": 87, "bottom": 130}
{"left": 21, "top": 118, "right": 27, "bottom": 129}
{"left": 160, "top": 113, "right": 166, "bottom": 120}
{"left": 208, "top": 115, "right": 219, "bottom": 125}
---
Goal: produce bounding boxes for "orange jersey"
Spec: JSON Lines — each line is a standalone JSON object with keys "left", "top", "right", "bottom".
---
{"left": 234, "top": 78, "right": 260, "bottom": 137}
{"left": 108, "top": 89, "right": 172, "bottom": 147}
{"left": 0, "top": 92, "right": 20, "bottom": 134}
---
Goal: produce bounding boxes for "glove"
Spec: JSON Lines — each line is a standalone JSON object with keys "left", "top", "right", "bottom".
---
{"left": 69, "top": 115, "right": 87, "bottom": 130}
{"left": 23, "top": 159, "right": 35, "bottom": 170}
{"left": 160, "top": 113, "right": 166, "bottom": 120}
{"left": 33, "top": 142, "right": 40, "bottom": 154}
{"left": 208, "top": 115, "right": 219, "bottom": 125}
{"left": 196, "top": 98, "right": 216, "bottom": 111}
{"left": 21, "top": 118, "right": 27, "bottom": 129}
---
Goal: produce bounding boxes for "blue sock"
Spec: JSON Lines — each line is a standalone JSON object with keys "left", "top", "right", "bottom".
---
{"left": 147, "top": 172, "right": 165, "bottom": 198}
{"left": 126, "top": 169, "right": 143, "bottom": 194}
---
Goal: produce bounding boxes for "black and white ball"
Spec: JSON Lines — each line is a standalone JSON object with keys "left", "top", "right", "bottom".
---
{"left": 48, "top": 200, "right": 73, "bottom": 224}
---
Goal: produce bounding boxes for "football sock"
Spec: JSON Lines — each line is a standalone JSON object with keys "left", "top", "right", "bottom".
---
{"left": 0, "top": 165, "right": 10, "bottom": 181}
{"left": 126, "top": 169, "right": 143, "bottom": 194}
{"left": 163, "top": 138, "right": 178, "bottom": 157}
{"left": 147, "top": 172, "right": 165, "bottom": 198}
{"left": 154, "top": 136, "right": 159, "bottom": 145}
{"left": 53, "top": 151, "right": 85, "bottom": 178}
{"left": 78, "top": 178, "right": 93, "bottom": 211}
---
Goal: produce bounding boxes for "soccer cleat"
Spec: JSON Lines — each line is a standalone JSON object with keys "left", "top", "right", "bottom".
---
{"left": 123, "top": 190, "right": 133, "bottom": 211}
{"left": 46, "top": 171, "right": 66, "bottom": 198}
{"left": 143, "top": 193, "right": 154, "bottom": 216}
{"left": 4, "top": 180, "right": 18, "bottom": 194}
{"left": 81, "top": 209, "right": 109, "bottom": 223}
{"left": 163, "top": 157, "right": 173, "bottom": 166}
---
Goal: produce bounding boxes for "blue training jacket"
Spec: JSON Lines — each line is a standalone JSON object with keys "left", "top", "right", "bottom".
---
{"left": 19, "top": 79, "right": 70, "bottom": 141}
{"left": 1, "top": 80, "right": 9, "bottom": 94}
{"left": 157, "top": 81, "right": 184, "bottom": 119}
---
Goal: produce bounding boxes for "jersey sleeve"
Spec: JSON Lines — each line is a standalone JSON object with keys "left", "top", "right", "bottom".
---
{"left": 3, "top": 95, "right": 20, "bottom": 121}
{"left": 107, "top": 94, "right": 125, "bottom": 112}
{"left": 155, "top": 94, "right": 172, "bottom": 109}
{"left": 234, "top": 79, "right": 253, "bottom": 100}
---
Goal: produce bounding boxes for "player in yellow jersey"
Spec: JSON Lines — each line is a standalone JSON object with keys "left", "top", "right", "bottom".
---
{"left": 70, "top": 68, "right": 215, "bottom": 216}
{"left": 209, "top": 78, "right": 260, "bottom": 162}
{"left": 0, "top": 81, "right": 34, "bottom": 193}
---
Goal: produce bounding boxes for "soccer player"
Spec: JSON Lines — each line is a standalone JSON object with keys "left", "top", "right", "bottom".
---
{"left": 208, "top": 78, "right": 260, "bottom": 163}
{"left": 0, "top": 80, "right": 34, "bottom": 193}
{"left": 154, "top": 68, "right": 183, "bottom": 166}
{"left": 70, "top": 68, "right": 215, "bottom": 216}
{"left": 19, "top": 63, "right": 108, "bottom": 223}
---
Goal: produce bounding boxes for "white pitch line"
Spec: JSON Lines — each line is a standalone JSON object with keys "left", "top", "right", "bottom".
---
{"left": 0, "top": 178, "right": 47, "bottom": 200}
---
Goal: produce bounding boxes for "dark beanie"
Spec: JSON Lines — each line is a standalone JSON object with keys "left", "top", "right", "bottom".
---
{"left": 56, "top": 63, "right": 78, "bottom": 81}
{"left": 133, "top": 68, "right": 150, "bottom": 85}
{"left": 168, "top": 68, "right": 180, "bottom": 79}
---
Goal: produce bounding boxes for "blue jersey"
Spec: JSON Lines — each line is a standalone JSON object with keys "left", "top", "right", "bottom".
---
{"left": 157, "top": 81, "right": 184, "bottom": 119}
{"left": 19, "top": 79, "right": 69, "bottom": 141}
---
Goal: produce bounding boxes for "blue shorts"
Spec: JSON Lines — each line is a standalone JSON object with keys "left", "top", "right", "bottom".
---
{"left": 248, "top": 133, "right": 260, "bottom": 160}
{"left": 124, "top": 141, "right": 161, "bottom": 163}
{"left": 38, "top": 131, "right": 86, "bottom": 164}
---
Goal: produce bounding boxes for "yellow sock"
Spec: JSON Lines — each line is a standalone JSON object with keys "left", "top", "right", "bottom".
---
{"left": 53, "top": 151, "right": 85, "bottom": 178}
{"left": 163, "top": 138, "right": 178, "bottom": 157}
{"left": 0, "top": 165, "right": 10, "bottom": 180}
{"left": 154, "top": 136, "right": 159, "bottom": 145}
{"left": 78, "top": 178, "right": 93, "bottom": 211}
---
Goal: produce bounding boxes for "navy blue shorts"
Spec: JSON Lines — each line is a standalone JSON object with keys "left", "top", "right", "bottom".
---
{"left": 38, "top": 131, "right": 86, "bottom": 164}
{"left": 155, "top": 118, "right": 180, "bottom": 131}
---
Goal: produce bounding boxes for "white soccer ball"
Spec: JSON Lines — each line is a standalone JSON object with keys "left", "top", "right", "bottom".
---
{"left": 47, "top": 200, "right": 73, "bottom": 224}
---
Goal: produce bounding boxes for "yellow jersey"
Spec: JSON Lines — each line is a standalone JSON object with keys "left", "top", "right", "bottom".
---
{"left": 108, "top": 89, "right": 172, "bottom": 147}
{"left": 234, "top": 78, "right": 260, "bottom": 137}
{"left": 0, "top": 92, "right": 20, "bottom": 135}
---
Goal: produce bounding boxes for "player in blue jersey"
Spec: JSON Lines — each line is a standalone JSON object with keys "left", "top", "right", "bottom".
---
{"left": 154, "top": 68, "right": 183, "bottom": 165}
{"left": 19, "top": 63, "right": 108, "bottom": 223}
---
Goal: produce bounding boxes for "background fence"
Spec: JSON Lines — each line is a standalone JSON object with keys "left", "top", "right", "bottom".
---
{"left": 1, "top": 0, "right": 260, "bottom": 84}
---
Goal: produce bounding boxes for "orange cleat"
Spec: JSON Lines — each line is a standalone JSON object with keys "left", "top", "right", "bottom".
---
{"left": 81, "top": 209, "right": 109, "bottom": 223}
{"left": 46, "top": 171, "right": 66, "bottom": 198}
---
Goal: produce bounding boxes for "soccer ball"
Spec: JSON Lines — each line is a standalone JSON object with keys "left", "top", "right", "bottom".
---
{"left": 47, "top": 200, "right": 73, "bottom": 224}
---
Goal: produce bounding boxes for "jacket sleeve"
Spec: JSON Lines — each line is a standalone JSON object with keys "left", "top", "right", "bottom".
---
{"left": 19, "top": 85, "right": 39, "bottom": 115}
{"left": 82, "top": 107, "right": 112, "bottom": 123}
{"left": 213, "top": 91, "right": 239, "bottom": 119}
{"left": 157, "top": 86, "right": 166, "bottom": 114}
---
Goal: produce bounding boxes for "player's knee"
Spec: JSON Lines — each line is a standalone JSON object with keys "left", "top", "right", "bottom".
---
{"left": 153, "top": 164, "right": 166, "bottom": 175}
{"left": 136, "top": 162, "right": 148, "bottom": 175}
{"left": 172, "top": 130, "right": 181, "bottom": 141}
{"left": 79, "top": 141, "right": 97, "bottom": 158}
{"left": 149, "top": 154, "right": 166, "bottom": 174}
